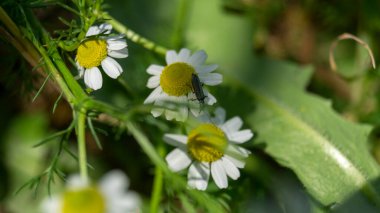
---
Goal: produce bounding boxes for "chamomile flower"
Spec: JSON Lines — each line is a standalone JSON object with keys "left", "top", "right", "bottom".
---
{"left": 76, "top": 23, "right": 128, "bottom": 90}
{"left": 144, "top": 48, "right": 222, "bottom": 121}
{"left": 163, "top": 107, "right": 253, "bottom": 190}
{"left": 41, "top": 170, "right": 140, "bottom": 213}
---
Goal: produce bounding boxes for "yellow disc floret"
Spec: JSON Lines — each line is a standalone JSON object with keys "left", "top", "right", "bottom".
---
{"left": 76, "top": 39, "right": 108, "bottom": 69}
{"left": 62, "top": 187, "right": 106, "bottom": 213}
{"left": 160, "top": 62, "right": 195, "bottom": 96}
{"left": 187, "top": 123, "right": 228, "bottom": 162}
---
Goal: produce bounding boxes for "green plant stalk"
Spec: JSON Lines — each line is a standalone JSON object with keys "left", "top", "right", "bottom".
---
{"left": 126, "top": 121, "right": 168, "bottom": 170}
{"left": 48, "top": 46, "right": 88, "bottom": 100}
{"left": 77, "top": 110, "right": 88, "bottom": 182}
{"left": 0, "top": 6, "right": 40, "bottom": 62}
{"left": 150, "top": 142, "right": 165, "bottom": 213}
{"left": 84, "top": 99, "right": 128, "bottom": 119}
{"left": 33, "top": 41, "right": 76, "bottom": 103}
{"left": 15, "top": 6, "right": 79, "bottom": 104}
{"left": 102, "top": 13, "right": 168, "bottom": 56}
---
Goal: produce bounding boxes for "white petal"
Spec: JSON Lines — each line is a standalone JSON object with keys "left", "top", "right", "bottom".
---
{"left": 98, "top": 23, "right": 112, "bottom": 34}
{"left": 41, "top": 195, "right": 61, "bottom": 213}
{"left": 222, "top": 157, "right": 240, "bottom": 180}
{"left": 86, "top": 25, "right": 100, "bottom": 37}
{"left": 106, "top": 35, "right": 125, "bottom": 40}
{"left": 147, "top": 65, "right": 164, "bottom": 76}
{"left": 166, "top": 148, "right": 192, "bottom": 172}
{"left": 189, "top": 50, "right": 207, "bottom": 66}
{"left": 144, "top": 87, "right": 163, "bottom": 104}
{"left": 106, "top": 37, "right": 127, "bottom": 44}
{"left": 199, "top": 73, "right": 223, "bottom": 86}
{"left": 204, "top": 89, "right": 217, "bottom": 105}
{"left": 196, "top": 64, "right": 218, "bottom": 74}
{"left": 212, "top": 107, "right": 226, "bottom": 124}
{"left": 211, "top": 160, "right": 228, "bottom": 189}
{"left": 84, "top": 67, "right": 103, "bottom": 90}
{"left": 162, "top": 96, "right": 187, "bottom": 121}
{"left": 108, "top": 48, "right": 129, "bottom": 58}
{"left": 227, "top": 130, "right": 253, "bottom": 144}
{"left": 165, "top": 109, "right": 187, "bottom": 122}
{"left": 107, "top": 192, "right": 141, "bottom": 213}
{"left": 166, "top": 50, "right": 178, "bottom": 64}
{"left": 163, "top": 134, "right": 188, "bottom": 148}
{"left": 101, "top": 57, "right": 123, "bottom": 79}
{"left": 196, "top": 109, "right": 211, "bottom": 123}
{"left": 151, "top": 106, "right": 164, "bottom": 117}
{"left": 107, "top": 39, "right": 128, "bottom": 50}
{"left": 178, "top": 48, "right": 191, "bottom": 62}
{"left": 177, "top": 96, "right": 189, "bottom": 121}
{"left": 99, "top": 170, "right": 129, "bottom": 197}
{"left": 147, "top": 76, "right": 160, "bottom": 88}
{"left": 225, "top": 144, "right": 251, "bottom": 159}
{"left": 188, "top": 93, "right": 202, "bottom": 117}
{"left": 221, "top": 117, "right": 243, "bottom": 133}
{"left": 76, "top": 61, "right": 84, "bottom": 78}
{"left": 188, "top": 162, "right": 210, "bottom": 190}
{"left": 224, "top": 155, "right": 245, "bottom": 169}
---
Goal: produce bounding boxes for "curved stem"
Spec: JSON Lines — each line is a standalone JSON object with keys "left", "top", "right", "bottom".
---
{"left": 150, "top": 142, "right": 165, "bottom": 213}
{"left": 103, "top": 13, "right": 168, "bottom": 56}
{"left": 125, "top": 122, "right": 168, "bottom": 170}
{"left": 77, "top": 109, "right": 88, "bottom": 182}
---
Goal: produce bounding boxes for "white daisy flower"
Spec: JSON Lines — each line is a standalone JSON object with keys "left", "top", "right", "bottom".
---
{"left": 163, "top": 107, "right": 253, "bottom": 190}
{"left": 76, "top": 23, "right": 128, "bottom": 90}
{"left": 144, "top": 48, "right": 222, "bottom": 121}
{"left": 41, "top": 170, "right": 140, "bottom": 213}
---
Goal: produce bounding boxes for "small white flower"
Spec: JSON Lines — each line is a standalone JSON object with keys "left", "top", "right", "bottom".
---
{"left": 144, "top": 48, "right": 222, "bottom": 121}
{"left": 76, "top": 23, "right": 128, "bottom": 90}
{"left": 163, "top": 107, "right": 253, "bottom": 190}
{"left": 41, "top": 170, "right": 140, "bottom": 213}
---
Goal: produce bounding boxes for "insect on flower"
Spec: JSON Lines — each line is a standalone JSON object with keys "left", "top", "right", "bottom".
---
{"left": 144, "top": 48, "right": 222, "bottom": 121}
{"left": 191, "top": 73, "right": 207, "bottom": 104}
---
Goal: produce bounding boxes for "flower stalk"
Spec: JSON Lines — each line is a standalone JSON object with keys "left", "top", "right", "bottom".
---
{"left": 77, "top": 109, "right": 89, "bottom": 182}
{"left": 103, "top": 13, "right": 168, "bottom": 56}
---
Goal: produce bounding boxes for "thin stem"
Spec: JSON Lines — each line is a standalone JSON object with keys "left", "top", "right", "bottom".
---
{"left": 103, "top": 13, "right": 168, "bottom": 56}
{"left": 77, "top": 109, "right": 88, "bottom": 182}
{"left": 125, "top": 121, "right": 168, "bottom": 171}
{"left": 150, "top": 142, "right": 165, "bottom": 213}
{"left": 35, "top": 43, "right": 76, "bottom": 103}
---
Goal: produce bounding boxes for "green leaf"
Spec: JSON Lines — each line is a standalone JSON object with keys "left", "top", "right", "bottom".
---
{"left": 186, "top": 0, "right": 380, "bottom": 206}
{"left": 244, "top": 61, "right": 380, "bottom": 205}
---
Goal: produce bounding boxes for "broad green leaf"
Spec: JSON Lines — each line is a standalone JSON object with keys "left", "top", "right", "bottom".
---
{"left": 186, "top": 0, "right": 380, "bottom": 206}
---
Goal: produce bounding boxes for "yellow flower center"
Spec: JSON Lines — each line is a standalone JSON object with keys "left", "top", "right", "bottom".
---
{"left": 62, "top": 187, "right": 106, "bottom": 213}
{"left": 160, "top": 62, "right": 195, "bottom": 96}
{"left": 76, "top": 39, "right": 108, "bottom": 69}
{"left": 187, "top": 123, "right": 228, "bottom": 162}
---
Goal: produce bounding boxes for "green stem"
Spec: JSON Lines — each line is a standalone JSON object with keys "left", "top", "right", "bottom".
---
{"left": 125, "top": 121, "right": 168, "bottom": 171}
{"left": 102, "top": 13, "right": 168, "bottom": 55}
{"left": 20, "top": 7, "right": 83, "bottom": 104}
{"left": 150, "top": 142, "right": 165, "bottom": 213}
{"left": 34, "top": 42, "right": 76, "bottom": 103}
{"left": 77, "top": 109, "right": 88, "bottom": 182}
{"left": 48, "top": 46, "right": 87, "bottom": 100}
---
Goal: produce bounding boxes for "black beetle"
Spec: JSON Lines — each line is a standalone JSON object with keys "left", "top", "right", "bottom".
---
{"left": 191, "top": 73, "right": 207, "bottom": 104}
